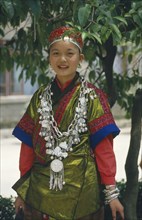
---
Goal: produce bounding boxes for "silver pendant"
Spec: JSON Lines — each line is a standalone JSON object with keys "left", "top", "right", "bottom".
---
{"left": 50, "top": 159, "right": 65, "bottom": 191}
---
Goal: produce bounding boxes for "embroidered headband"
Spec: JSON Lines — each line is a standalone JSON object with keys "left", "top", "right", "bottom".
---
{"left": 48, "top": 26, "right": 83, "bottom": 51}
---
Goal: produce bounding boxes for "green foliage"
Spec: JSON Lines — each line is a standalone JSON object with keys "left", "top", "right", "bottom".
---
{"left": 1, "top": 0, "right": 14, "bottom": 19}
{"left": 25, "top": 0, "right": 41, "bottom": 18}
{"left": 0, "top": 0, "right": 142, "bottom": 116}
{"left": 0, "top": 195, "right": 15, "bottom": 220}
{"left": 114, "top": 73, "right": 142, "bottom": 118}
{"left": 78, "top": 4, "right": 91, "bottom": 27}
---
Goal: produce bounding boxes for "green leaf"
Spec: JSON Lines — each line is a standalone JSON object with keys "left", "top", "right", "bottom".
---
{"left": 114, "top": 16, "right": 128, "bottom": 25}
{"left": 133, "top": 14, "right": 142, "bottom": 28}
{"left": 78, "top": 4, "right": 91, "bottom": 27}
{"left": 0, "top": 28, "right": 4, "bottom": 37}
{"left": 128, "top": 54, "right": 133, "bottom": 63}
{"left": 83, "top": 44, "right": 95, "bottom": 62}
{"left": 91, "top": 23, "right": 101, "bottom": 33}
{"left": 81, "top": 32, "right": 89, "bottom": 41}
{"left": 18, "top": 68, "right": 25, "bottom": 81}
{"left": 100, "top": 26, "right": 111, "bottom": 42}
{"left": 130, "top": 30, "right": 137, "bottom": 41}
{"left": 138, "top": 8, "right": 142, "bottom": 19}
{"left": 88, "top": 70, "right": 95, "bottom": 83}
{"left": 25, "top": 0, "right": 41, "bottom": 18}
{"left": 31, "top": 73, "right": 37, "bottom": 86}
{"left": 135, "top": 35, "right": 141, "bottom": 46}
{"left": 91, "top": 33, "right": 102, "bottom": 44}
{"left": 0, "top": 60, "right": 6, "bottom": 72}
{"left": 2, "top": 0, "right": 14, "bottom": 18}
{"left": 110, "top": 23, "right": 122, "bottom": 39}
{"left": 38, "top": 73, "right": 48, "bottom": 85}
{"left": 132, "top": 2, "right": 142, "bottom": 10}
{"left": 96, "top": 15, "right": 105, "bottom": 23}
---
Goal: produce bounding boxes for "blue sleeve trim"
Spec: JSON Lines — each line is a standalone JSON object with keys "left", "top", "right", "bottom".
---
{"left": 90, "top": 124, "right": 120, "bottom": 149}
{"left": 12, "top": 126, "right": 33, "bottom": 148}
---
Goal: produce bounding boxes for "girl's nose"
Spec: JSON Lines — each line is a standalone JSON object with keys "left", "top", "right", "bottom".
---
{"left": 60, "top": 55, "right": 67, "bottom": 62}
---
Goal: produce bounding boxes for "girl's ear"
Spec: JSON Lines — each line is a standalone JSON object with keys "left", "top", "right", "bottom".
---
{"left": 79, "top": 53, "right": 84, "bottom": 62}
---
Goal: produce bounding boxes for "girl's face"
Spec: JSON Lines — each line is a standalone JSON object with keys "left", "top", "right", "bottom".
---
{"left": 49, "top": 40, "right": 84, "bottom": 85}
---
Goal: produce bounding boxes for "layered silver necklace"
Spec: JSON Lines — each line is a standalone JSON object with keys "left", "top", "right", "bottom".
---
{"left": 38, "top": 76, "right": 96, "bottom": 191}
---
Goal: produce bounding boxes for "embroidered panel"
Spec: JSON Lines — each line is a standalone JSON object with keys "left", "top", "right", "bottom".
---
{"left": 88, "top": 113, "right": 115, "bottom": 134}
{"left": 54, "top": 86, "right": 78, "bottom": 125}
{"left": 87, "top": 82, "right": 115, "bottom": 134}
{"left": 33, "top": 120, "right": 47, "bottom": 164}
{"left": 17, "top": 113, "right": 35, "bottom": 135}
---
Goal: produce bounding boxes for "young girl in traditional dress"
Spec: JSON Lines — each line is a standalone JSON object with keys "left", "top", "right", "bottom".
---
{"left": 13, "top": 26, "right": 124, "bottom": 220}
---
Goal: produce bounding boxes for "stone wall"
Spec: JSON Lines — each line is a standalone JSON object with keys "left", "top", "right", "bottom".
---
{"left": 0, "top": 95, "right": 31, "bottom": 127}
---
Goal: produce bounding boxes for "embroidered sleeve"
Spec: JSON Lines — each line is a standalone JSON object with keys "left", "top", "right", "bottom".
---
{"left": 87, "top": 84, "right": 120, "bottom": 148}
{"left": 12, "top": 113, "right": 35, "bottom": 147}
{"left": 12, "top": 87, "right": 44, "bottom": 147}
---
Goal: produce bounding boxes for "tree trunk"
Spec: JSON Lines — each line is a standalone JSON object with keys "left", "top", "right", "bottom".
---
{"left": 103, "top": 36, "right": 117, "bottom": 107}
{"left": 123, "top": 89, "right": 142, "bottom": 220}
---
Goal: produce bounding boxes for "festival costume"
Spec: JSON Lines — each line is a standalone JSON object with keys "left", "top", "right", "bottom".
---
{"left": 12, "top": 73, "right": 119, "bottom": 220}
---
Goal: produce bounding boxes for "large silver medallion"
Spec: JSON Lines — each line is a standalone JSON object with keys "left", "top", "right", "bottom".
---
{"left": 50, "top": 159, "right": 63, "bottom": 172}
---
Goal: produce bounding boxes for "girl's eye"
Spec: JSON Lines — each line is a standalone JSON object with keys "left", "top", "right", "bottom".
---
{"left": 53, "top": 52, "right": 59, "bottom": 55}
{"left": 68, "top": 52, "right": 74, "bottom": 56}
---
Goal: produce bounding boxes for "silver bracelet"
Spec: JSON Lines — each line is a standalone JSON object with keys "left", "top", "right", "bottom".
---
{"left": 103, "top": 185, "right": 120, "bottom": 205}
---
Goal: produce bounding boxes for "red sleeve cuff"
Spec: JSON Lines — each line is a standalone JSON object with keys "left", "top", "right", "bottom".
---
{"left": 94, "top": 134, "right": 116, "bottom": 185}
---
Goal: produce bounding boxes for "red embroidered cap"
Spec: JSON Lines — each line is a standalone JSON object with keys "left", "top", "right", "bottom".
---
{"left": 48, "top": 26, "right": 83, "bottom": 51}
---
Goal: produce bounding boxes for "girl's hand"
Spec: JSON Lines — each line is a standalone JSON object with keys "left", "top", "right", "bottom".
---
{"left": 14, "top": 196, "right": 25, "bottom": 214}
{"left": 109, "top": 198, "right": 124, "bottom": 220}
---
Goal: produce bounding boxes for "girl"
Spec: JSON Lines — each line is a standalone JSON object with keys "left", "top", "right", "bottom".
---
{"left": 13, "top": 26, "right": 124, "bottom": 220}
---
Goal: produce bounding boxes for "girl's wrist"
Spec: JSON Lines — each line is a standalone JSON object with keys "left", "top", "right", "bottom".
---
{"left": 105, "top": 184, "right": 116, "bottom": 190}
{"left": 103, "top": 185, "right": 120, "bottom": 204}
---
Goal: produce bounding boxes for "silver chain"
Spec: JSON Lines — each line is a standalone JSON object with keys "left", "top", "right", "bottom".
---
{"left": 37, "top": 76, "right": 97, "bottom": 190}
{"left": 38, "top": 76, "right": 87, "bottom": 141}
